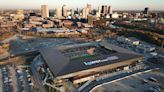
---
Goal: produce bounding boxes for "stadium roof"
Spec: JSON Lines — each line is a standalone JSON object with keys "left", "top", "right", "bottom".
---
{"left": 40, "top": 42, "right": 143, "bottom": 77}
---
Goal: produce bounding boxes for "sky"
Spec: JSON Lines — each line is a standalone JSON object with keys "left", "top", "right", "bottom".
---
{"left": 0, "top": 0, "right": 164, "bottom": 10}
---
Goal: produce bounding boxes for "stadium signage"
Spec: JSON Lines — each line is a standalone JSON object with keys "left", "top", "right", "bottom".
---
{"left": 84, "top": 56, "right": 119, "bottom": 66}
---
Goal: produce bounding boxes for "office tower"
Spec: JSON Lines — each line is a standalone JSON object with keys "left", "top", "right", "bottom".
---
{"left": 71, "top": 9, "right": 74, "bottom": 16}
{"left": 101, "top": 5, "right": 108, "bottom": 15}
{"left": 143, "top": 7, "right": 149, "bottom": 15}
{"left": 87, "top": 4, "right": 92, "bottom": 13}
{"left": 76, "top": 8, "right": 79, "bottom": 15}
{"left": 62, "top": 5, "right": 67, "bottom": 17}
{"left": 82, "top": 8, "right": 86, "bottom": 18}
{"left": 108, "top": 6, "right": 113, "bottom": 14}
{"left": 49, "top": 10, "right": 55, "bottom": 17}
{"left": 41, "top": 5, "right": 49, "bottom": 18}
{"left": 82, "top": 7, "right": 89, "bottom": 19}
{"left": 73, "top": 9, "right": 78, "bottom": 15}
{"left": 96, "top": 12, "right": 101, "bottom": 18}
{"left": 88, "top": 15, "right": 96, "bottom": 25}
{"left": 86, "top": 8, "right": 90, "bottom": 18}
{"left": 96, "top": 6, "right": 101, "bottom": 18}
{"left": 98, "top": 6, "right": 101, "bottom": 14}
{"left": 56, "top": 7, "right": 62, "bottom": 18}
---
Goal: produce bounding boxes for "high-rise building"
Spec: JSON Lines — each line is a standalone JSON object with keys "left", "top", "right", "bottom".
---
{"left": 41, "top": 5, "right": 49, "bottom": 18}
{"left": 76, "top": 8, "right": 79, "bottom": 15}
{"left": 96, "top": 6, "right": 101, "bottom": 18}
{"left": 88, "top": 15, "right": 96, "bottom": 25}
{"left": 62, "top": 5, "right": 67, "bottom": 17}
{"left": 96, "top": 12, "right": 101, "bottom": 18}
{"left": 143, "top": 7, "right": 149, "bottom": 15}
{"left": 108, "top": 6, "right": 113, "bottom": 14}
{"left": 82, "top": 7, "right": 89, "bottom": 19}
{"left": 87, "top": 4, "right": 92, "bottom": 13}
{"left": 56, "top": 7, "right": 62, "bottom": 18}
{"left": 98, "top": 6, "right": 101, "bottom": 14}
{"left": 101, "top": 5, "right": 108, "bottom": 15}
{"left": 71, "top": 9, "right": 74, "bottom": 16}
{"left": 82, "top": 8, "right": 86, "bottom": 18}
{"left": 49, "top": 10, "right": 55, "bottom": 17}
{"left": 86, "top": 8, "right": 90, "bottom": 18}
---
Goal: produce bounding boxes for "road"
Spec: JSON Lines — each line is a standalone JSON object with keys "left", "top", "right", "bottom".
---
{"left": 2, "top": 34, "right": 18, "bottom": 43}
{"left": 0, "top": 34, "right": 36, "bottom": 61}
{"left": 30, "top": 64, "right": 47, "bottom": 92}
{"left": 2, "top": 34, "right": 37, "bottom": 43}
{"left": 144, "top": 60, "right": 164, "bottom": 70}
{"left": 0, "top": 56, "right": 20, "bottom": 65}
{"left": 23, "top": 72, "right": 31, "bottom": 92}
{"left": 80, "top": 68, "right": 151, "bottom": 92}
{"left": 0, "top": 69, "right": 2, "bottom": 92}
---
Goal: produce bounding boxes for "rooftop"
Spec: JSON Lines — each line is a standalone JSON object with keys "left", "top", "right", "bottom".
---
{"left": 40, "top": 42, "right": 143, "bottom": 77}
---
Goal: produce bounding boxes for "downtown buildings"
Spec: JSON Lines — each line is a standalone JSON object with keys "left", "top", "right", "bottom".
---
{"left": 41, "top": 5, "right": 49, "bottom": 18}
{"left": 40, "top": 4, "right": 113, "bottom": 20}
{"left": 56, "top": 7, "right": 62, "bottom": 18}
{"left": 62, "top": 5, "right": 67, "bottom": 17}
{"left": 1, "top": 2, "right": 164, "bottom": 92}
{"left": 4, "top": 3, "right": 163, "bottom": 44}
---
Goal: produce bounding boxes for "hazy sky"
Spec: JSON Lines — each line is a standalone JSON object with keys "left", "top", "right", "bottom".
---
{"left": 0, "top": 0, "right": 164, "bottom": 10}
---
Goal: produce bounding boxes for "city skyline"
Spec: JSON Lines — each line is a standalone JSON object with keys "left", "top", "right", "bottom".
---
{"left": 0, "top": 0, "right": 164, "bottom": 10}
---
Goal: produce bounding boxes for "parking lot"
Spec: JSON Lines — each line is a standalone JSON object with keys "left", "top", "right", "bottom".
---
{"left": 91, "top": 69, "right": 164, "bottom": 92}
{"left": 0, "top": 64, "right": 34, "bottom": 92}
{"left": 9, "top": 37, "right": 80, "bottom": 56}
{"left": 107, "top": 37, "right": 158, "bottom": 59}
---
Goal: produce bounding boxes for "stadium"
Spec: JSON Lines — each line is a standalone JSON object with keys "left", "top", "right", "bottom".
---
{"left": 32, "top": 41, "right": 144, "bottom": 85}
